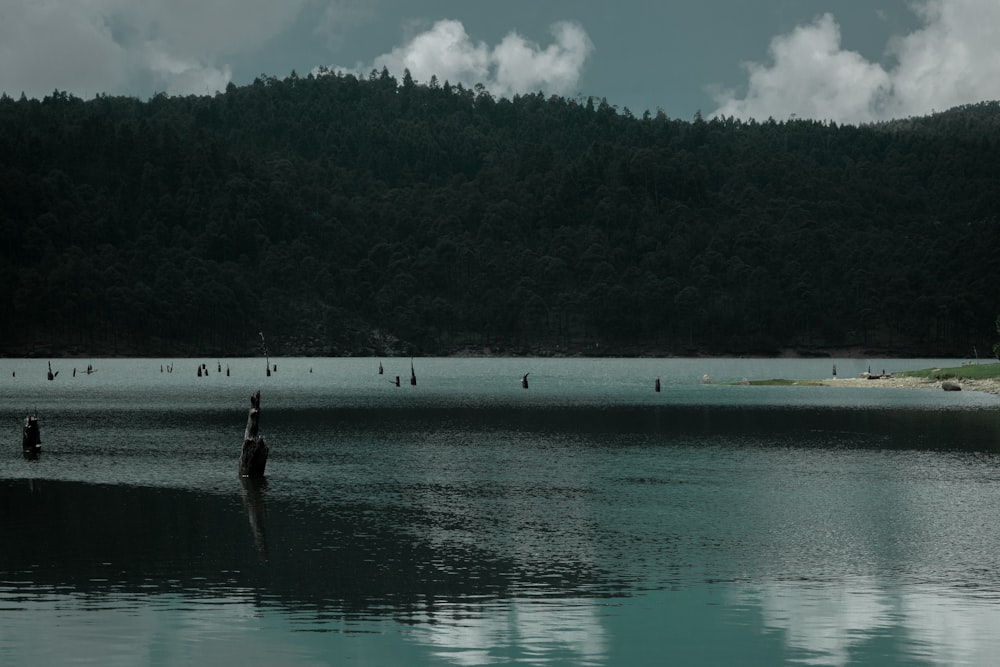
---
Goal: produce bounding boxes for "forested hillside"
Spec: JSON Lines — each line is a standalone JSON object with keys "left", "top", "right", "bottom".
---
{"left": 2, "top": 69, "right": 999, "bottom": 358}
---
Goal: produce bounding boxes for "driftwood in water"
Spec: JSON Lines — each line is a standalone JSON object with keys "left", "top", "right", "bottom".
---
{"left": 22, "top": 415, "right": 41, "bottom": 459}
{"left": 239, "top": 390, "right": 269, "bottom": 478}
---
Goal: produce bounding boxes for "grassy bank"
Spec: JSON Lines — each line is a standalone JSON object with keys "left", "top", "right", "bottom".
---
{"left": 716, "top": 362, "right": 1000, "bottom": 394}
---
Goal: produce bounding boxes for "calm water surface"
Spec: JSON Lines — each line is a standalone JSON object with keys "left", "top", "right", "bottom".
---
{"left": 2, "top": 357, "right": 1000, "bottom": 665}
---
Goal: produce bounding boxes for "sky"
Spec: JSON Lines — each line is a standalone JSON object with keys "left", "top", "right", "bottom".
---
{"left": 1, "top": 0, "right": 998, "bottom": 124}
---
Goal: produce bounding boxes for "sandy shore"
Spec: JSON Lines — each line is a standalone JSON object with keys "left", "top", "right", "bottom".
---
{"left": 817, "top": 376, "right": 1000, "bottom": 394}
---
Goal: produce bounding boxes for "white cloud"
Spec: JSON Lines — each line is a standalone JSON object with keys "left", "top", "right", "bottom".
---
{"left": 886, "top": 0, "right": 1000, "bottom": 117}
{"left": 491, "top": 21, "right": 595, "bottom": 98}
{"left": 712, "top": 0, "right": 1000, "bottom": 124}
{"left": 0, "top": 0, "right": 307, "bottom": 99}
{"left": 328, "top": 19, "right": 594, "bottom": 98}
{"left": 712, "top": 14, "right": 891, "bottom": 124}
{"left": 374, "top": 20, "right": 492, "bottom": 88}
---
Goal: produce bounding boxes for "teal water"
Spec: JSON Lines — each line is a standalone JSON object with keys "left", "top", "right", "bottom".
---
{"left": 2, "top": 357, "right": 1000, "bottom": 665}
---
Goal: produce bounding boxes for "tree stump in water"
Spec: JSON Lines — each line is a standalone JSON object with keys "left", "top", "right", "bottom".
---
{"left": 239, "top": 390, "right": 269, "bottom": 477}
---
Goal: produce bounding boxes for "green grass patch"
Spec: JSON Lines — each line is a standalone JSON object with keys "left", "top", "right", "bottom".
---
{"left": 896, "top": 362, "right": 1000, "bottom": 381}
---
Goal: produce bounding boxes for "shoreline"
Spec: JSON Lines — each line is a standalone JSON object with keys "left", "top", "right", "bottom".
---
{"left": 817, "top": 376, "right": 1000, "bottom": 394}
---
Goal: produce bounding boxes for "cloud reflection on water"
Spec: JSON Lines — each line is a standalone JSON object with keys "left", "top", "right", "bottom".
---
{"left": 739, "top": 577, "right": 1000, "bottom": 666}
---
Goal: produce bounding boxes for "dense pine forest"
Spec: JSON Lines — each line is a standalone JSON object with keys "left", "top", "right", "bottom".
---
{"left": 1, "top": 69, "right": 999, "bottom": 358}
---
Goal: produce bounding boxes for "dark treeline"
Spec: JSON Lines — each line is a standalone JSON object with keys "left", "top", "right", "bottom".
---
{"left": 2, "top": 69, "right": 999, "bottom": 358}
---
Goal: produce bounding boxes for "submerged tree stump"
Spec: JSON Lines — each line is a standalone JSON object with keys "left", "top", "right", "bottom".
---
{"left": 239, "top": 390, "right": 269, "bottom": 477}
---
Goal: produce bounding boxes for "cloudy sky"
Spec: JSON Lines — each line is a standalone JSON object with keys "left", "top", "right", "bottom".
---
{"left": 1, "top": 0, "right": 998, "bottom": 124}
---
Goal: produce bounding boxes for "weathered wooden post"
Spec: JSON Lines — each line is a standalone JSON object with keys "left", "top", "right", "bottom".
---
{"left": 655, "top": 376, "right": 661, "bottom": 392}
{"left": 239, "top": 390, "right": 269, "bottom": 478}
{"left": 410, "top": 359, "right": 417, "bottom": 386}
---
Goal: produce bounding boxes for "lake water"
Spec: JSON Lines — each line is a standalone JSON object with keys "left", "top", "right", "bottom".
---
{"left": 2, "top": 357, "right": 1000, "bottom": 665}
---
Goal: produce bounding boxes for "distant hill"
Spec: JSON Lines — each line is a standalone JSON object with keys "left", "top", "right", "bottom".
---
{"left": 1, "top": 72, "right": 998, "bottom": 358}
